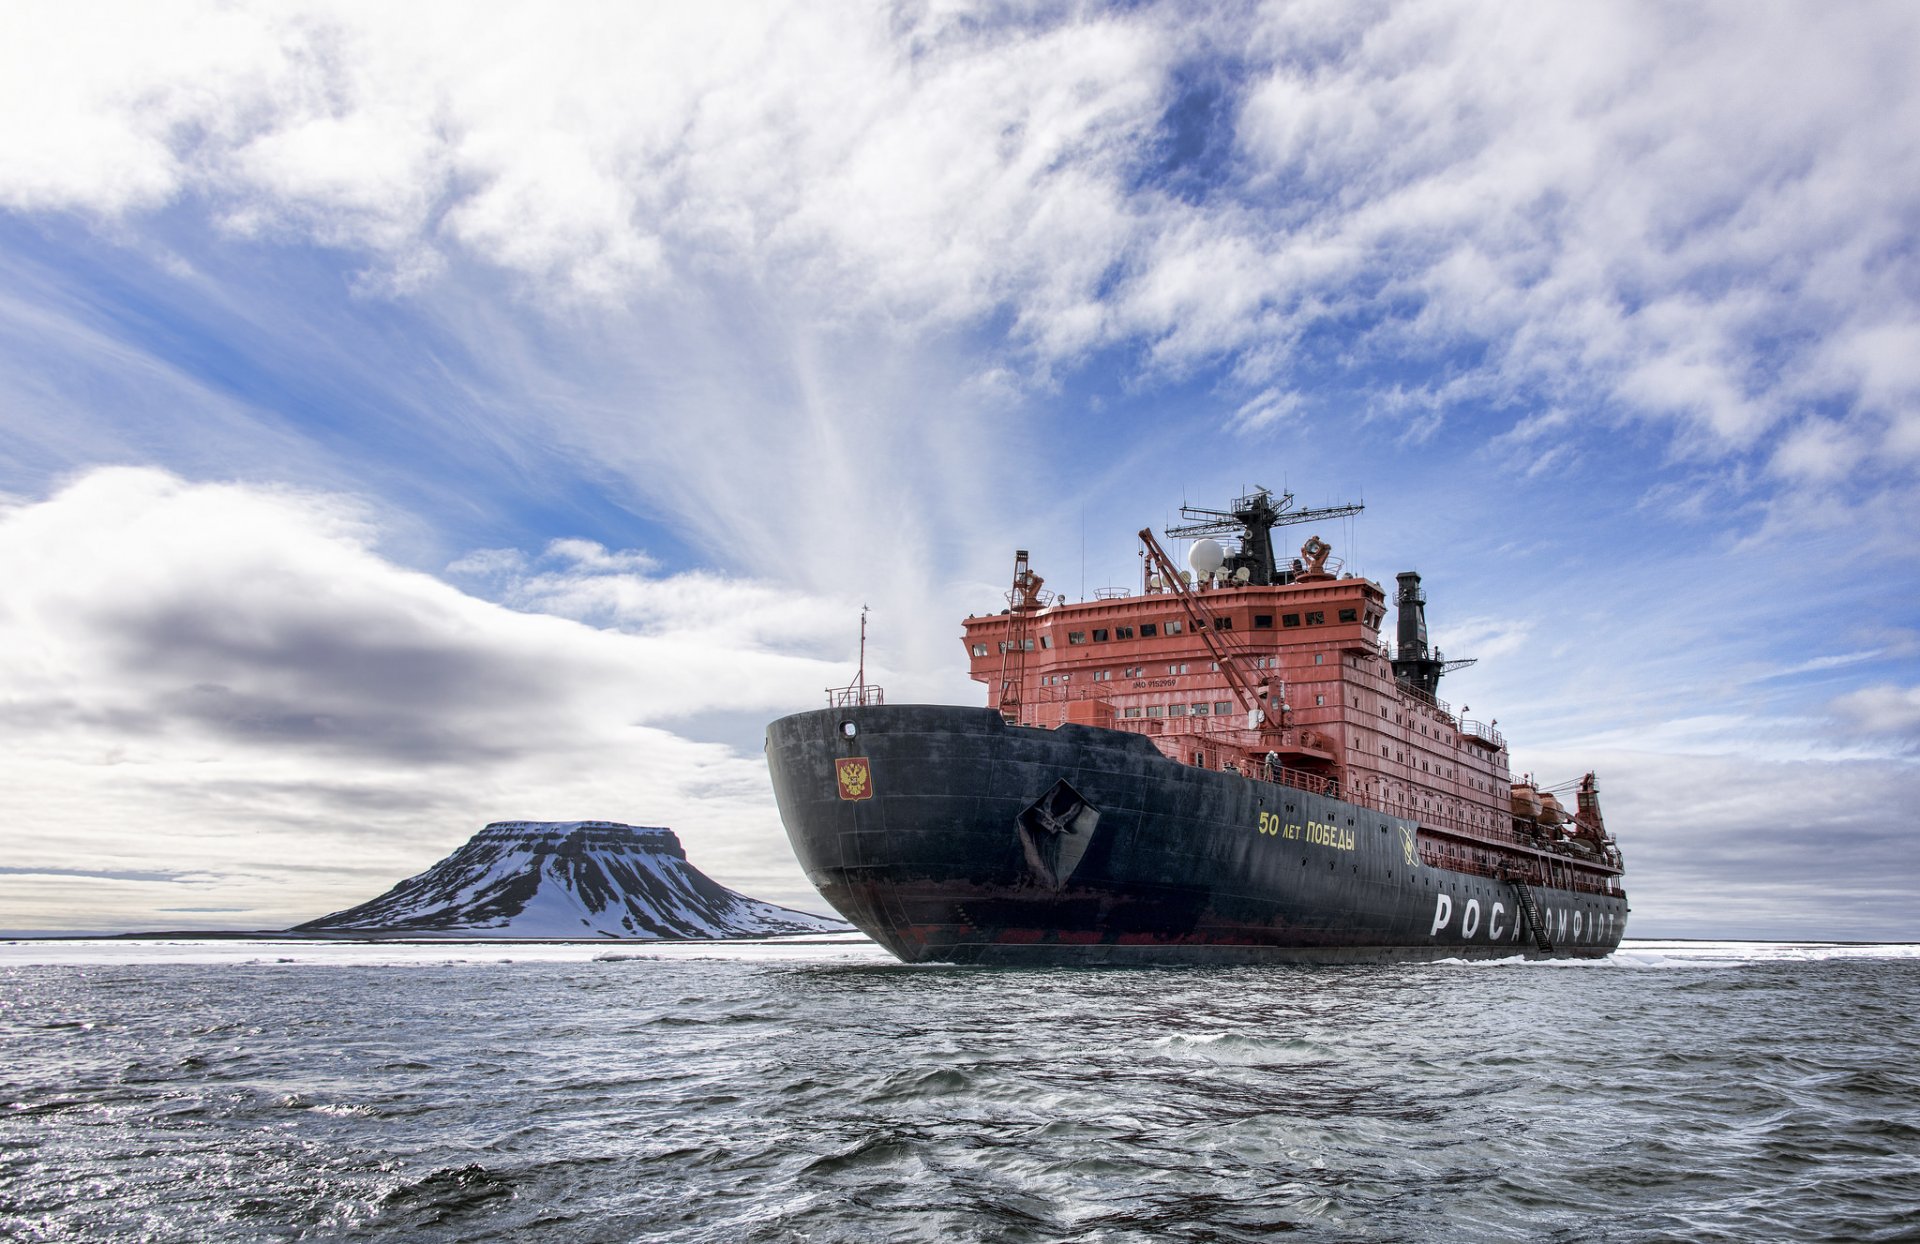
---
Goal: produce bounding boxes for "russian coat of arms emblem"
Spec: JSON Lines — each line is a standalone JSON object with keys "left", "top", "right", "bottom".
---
{"left": 834, "top": 757, "right": 873, "bottom": 801}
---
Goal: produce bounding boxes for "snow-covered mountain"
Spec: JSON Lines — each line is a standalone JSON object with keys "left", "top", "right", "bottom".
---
{"left": 293, "top": 821, "right": 849, "bottom": 939}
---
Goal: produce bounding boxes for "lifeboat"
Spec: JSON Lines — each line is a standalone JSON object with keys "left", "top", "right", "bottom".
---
{"left": 1509, "top": 783, "right": 1543, "bottom": 820}
{"left": 1538, "top": 792, "right": 1569, "bottom": 827}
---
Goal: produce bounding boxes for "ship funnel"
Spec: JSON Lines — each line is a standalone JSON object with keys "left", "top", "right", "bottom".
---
{"left": 1391, "top": 571, "right": 1443, "bottom": 699}
{"left": 1395, "top": 572, "right": 1429, "bottom": 660}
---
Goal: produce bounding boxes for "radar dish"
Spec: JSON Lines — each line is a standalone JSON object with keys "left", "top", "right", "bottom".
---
{"left": 1188, "top": 538, "right": 1225, "bottom": 575}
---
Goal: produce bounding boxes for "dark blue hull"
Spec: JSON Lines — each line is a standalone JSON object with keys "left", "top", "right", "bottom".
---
{"left": 767, "top": 705, "right": 1627, "bottom": 965}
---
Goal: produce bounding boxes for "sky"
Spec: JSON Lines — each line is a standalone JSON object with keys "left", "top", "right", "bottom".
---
{"left": 2, "top": 1, "right": 1917, "bottom": 939}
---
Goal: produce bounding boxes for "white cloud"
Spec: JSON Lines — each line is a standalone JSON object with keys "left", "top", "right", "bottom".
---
{"left": 1231, "top": 387, "right": 1303, "bottom": 432}
{"left": 1, "top": 5, "right": 1905, "bottom": 431}
{"left": 0, "top": 467, "right": 855, "bottom": 931}
{"left": 1831, "top": 683, "right": 1920, "bottom": 738}
{"left": 5, "top": 2, "right": 1917, "bottom": 530}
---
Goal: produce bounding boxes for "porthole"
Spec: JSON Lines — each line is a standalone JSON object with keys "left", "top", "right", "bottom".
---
{"left": 839, "top": 721, "right": 858, "bottom": 738}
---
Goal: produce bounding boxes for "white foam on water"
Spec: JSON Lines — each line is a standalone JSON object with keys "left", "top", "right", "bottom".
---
{"left": 1619, "top": 939, "right": 1920, "bottom": 963}
{"left": 1436, "top": 940, "right": 1920, "bottom": 969}
{"left": 0, "top": 931, "right": 886, "bottom": 968}
{"left": 6, "top": 935, "right": 1913, "bottom": 969}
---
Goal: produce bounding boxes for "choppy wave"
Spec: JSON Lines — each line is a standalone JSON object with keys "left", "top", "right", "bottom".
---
{"left": 3, "top": 939, "right": 1918, "bottom": 1241}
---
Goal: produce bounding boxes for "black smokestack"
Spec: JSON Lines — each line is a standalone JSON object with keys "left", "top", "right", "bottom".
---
{"left": 1395, "top": 571, "right": 1428, "bottom": 660}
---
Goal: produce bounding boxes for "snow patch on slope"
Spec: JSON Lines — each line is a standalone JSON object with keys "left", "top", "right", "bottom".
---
{"left": 294, "top": 821, "right": 847, "bottom": 939}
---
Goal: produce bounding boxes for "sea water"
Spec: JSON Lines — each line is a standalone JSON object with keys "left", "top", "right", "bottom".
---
{"left": 3, "top": 938, "right": 1917, "bottom": 1242}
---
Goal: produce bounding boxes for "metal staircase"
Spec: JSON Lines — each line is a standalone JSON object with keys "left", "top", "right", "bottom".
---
{"left": 1508, "top": 878, "right": 1555, "bottom": 954}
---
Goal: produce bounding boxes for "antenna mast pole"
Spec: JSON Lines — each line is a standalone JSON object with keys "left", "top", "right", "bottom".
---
{"left": 857, "top": 604, "right": 868, "bottom": 690}
{"left": 826, "top": 605, "right": 885, "bottom": 708}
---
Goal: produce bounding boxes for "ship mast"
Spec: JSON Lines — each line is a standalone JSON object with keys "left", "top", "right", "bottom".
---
{"left": 826, "top": 605, "right": 884, "bottom": 708}
{"left": 1166, "top": 487, "right": 1363, "bottom": 585}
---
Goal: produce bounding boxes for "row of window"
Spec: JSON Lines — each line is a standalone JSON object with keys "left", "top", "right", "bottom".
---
{"left": 1068, "top": 619, "right": 1187, "bottom": 643}
{"left": 976, "top": 640, "right": 1048, "bottom": 656}
{"left": 1266, "top": 608, "right": 1360, "bottom": 628}
{"left": 1122, "top": 701, "right": 1237, "bottom": 719}
{"left": 1046, "top": 661, "right": 1204, "bottom": 684}
{"left": 976, "top": 606, "right": 1366, "bottom": 658}
{"left": 1057, "top": 607, "right": 1363, "bottom": 645}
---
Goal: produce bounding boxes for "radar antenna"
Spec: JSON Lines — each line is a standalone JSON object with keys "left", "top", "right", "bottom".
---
{"left": 1165, "top": 487, "right": 1363, "bottom": 586}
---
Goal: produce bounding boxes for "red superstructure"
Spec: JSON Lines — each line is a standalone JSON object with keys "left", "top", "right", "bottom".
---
{"left": 961, "top": 491, "right": 1622, "bottom": 899}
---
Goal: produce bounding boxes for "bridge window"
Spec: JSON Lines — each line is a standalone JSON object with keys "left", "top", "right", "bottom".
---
{"left": 1092, "top": 628, "right": 1109, "bottom": 642}
{"left": 1254, "top": 614, "right": 1273, "bottom": 629}
{"left": 1067, "top": 631, "right": 1087, "bottom": 645}
{"left": 1139, "top": 622, "right": 1157, "bottom": 638}
{"left": 1305, "top": 611, "right": 1324, "bottom": 625}
{"left": 1339, "top": 608, "right": 1358, "bottom": 623}
{"left": 1213, "top": 616, "right": 1233, "bottom": 630}
{"left": 1165, "top": 619, "right": 1183, "bottom": 634}
{"left": 971, "top": 644, "right": 988, "bottom": 657}
{"left": 1040, "top": 635, "right": 1052, "bottom": 649}
{"left": 1146, "top": 705, "right": 1164, "bottom": 717}
{"left": 1191, "top": 702, "right": 1209, "bottom": 716}
{"left": 1168, "top": 704, "right": 1186, "bottom": 716}
{"left": 1215, "top": 701, "right": 1233, "bottom": 715}
{"left": 1124, "top": 706, "right": 1142, "bottom": 718}
{"left": 1115, "top": 626, "right": 1134, "bottom": 640}
{"left": 1282, "top": 613, "right": 1301, "bottom": 627}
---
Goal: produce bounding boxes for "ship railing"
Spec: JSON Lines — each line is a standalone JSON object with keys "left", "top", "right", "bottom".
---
{"left": 1425, "top": 825, "right": 1619, "bottom": 894}
{"left": 1344, "top": 787, "right": 1619, "bottom": 876}
{"left": 1109, "top": 713, "right": 1256, "bottom": 736}
{"left": 1415, "top": 846, "right": 1615, "bottom": 896}
{"left": 1391, "top": 679, "right": 1453, "bottom": 718}
{"left": 1460, "top": 718, "right": 1505, "bottom": 749}
{"left": 826, "top": 684, "right": 885, "bottom": 708}
{"left": 1346, "top": 637, "right": 1392, "bottom": 662}
{"left": 1408, "top": 802, "right": 1582, "bottom": 857}
{"left": 1254, "top": 762, "right": 1340, "bottom": 799}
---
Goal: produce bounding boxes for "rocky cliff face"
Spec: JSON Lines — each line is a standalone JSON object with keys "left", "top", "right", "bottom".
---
{"left": 293, "top": 821, "right": 848, "bottom": 939}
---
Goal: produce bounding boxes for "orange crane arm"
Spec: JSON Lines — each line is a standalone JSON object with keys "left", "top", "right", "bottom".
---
{"left": 1137, "top": 529, "right": 1281, "bottom": 730}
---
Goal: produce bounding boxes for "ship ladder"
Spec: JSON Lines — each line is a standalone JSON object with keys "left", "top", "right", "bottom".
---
{"left": 1507, "top": 878, "right": 1555, "bottom": 954}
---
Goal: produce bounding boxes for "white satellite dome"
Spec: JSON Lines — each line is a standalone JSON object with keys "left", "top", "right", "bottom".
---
{"left": 1187, "top": 538, "right": 1225, "bottom": 576}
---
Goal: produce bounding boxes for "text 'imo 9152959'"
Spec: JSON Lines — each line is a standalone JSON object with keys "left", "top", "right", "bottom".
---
{"left": 766, "top": 489, "right": 1626, "bottom": 965}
